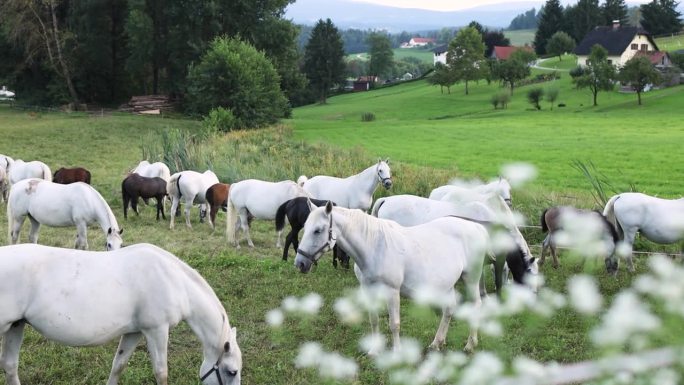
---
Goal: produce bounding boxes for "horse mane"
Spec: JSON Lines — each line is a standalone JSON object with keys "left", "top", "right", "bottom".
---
{"left": 594, "top": 210, "right": 620, "bottom": 243}
{"left": 334, "top": 206, "right": 403, "bottom": 250}
{"left": 90, "top": 185, "right": 120, "bottom": 231}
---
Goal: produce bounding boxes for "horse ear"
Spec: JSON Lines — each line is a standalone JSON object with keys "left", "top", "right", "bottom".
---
{"left": 325, "top": 201, "right": 333, "bottom": 214}
{"left": 306, "top": 198, "right": 316, "bottom": 212}
{"left": 385, "top": 158, "right": 390, "bottom": 164}
{"left": 529, "top": 257, "right": 536, "bottom": 263}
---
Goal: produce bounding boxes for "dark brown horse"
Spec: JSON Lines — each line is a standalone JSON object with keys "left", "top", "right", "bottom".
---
{"left": 205, "top": 183, "right": 230, "bottom": 229}
{"left": 121, "top": 173, "right": 167, "bottom": 220}
{"left": 53, "top": 167, "right": 91, "bottom": 184}
{"left": 540, "top": 206, "right": 618, "bottom": 270}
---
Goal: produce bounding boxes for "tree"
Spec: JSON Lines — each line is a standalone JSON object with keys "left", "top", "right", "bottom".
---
{"left": 492, "top": 49, "right": 537, "bottom": 94}
{"left": 546, "top": 31, "right": 576, "bottom": 61}
{"left": 303, "top": 19, "right": 346, "bottom": 104}
{"left": 619, "top": 56, "right": 661, "bottom": 105}
{"left": 563, "top": 0, "right": 602, "bottom": 43}
{"left": 447, "top": 27, "right": 488, "bottom": 95}
{"left": 545, "top": 86, "right": 560, "bottom": 109}
{"left": 367, "top": 32, "right": 394, "bottom": 79}
{"left": 508, "top": 8, "right": 539, "bottom": 30}
{"left": 571, "top": 45, "right": 616, "bottom": 106}
{"left": 640, "top": 0, "right": 683, "bottom": 35}
{"left": 428, "top": 62, "right": 457, "bottom": 94}
{"left": 483, "top": 30, "right": 511, "bottom": 58}
{"left": 602, "top": 0, "right": 629, "bottom": 26}
{"left": 185, "top": 37, "right": 287, "bottom": 129}
{"left": 534, "top": 0, "right": 564, "bottom": 55}
{"left": 527, "top": 87, "right": 544, "bottom": 110}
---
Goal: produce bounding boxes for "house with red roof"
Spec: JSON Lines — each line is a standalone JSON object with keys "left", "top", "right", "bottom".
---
{"left": 402, "top": 37, "right": 436, "bottom": 48}
{"left": 490, "top": 45, "right": 534, "bottom": 61}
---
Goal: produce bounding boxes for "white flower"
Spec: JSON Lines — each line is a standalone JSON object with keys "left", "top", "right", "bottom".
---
{"left": 414, "top": 284, "right": 457, "bottom": 308}
{"left": 500, "top": 162, "right": 537, "bottom": 188}
{"left": 359, "top": 334, "right": 386, "bottom": 354}
{"left": 265, "top": 308, "right": 284, "bottom": 327}
{"left": 294, "top": 342, "right": 322, "bottom": 368}
{"left": 591, "top": 290, "right": 661, "bottom": 347}
{"left": 295, "top": 342, "right": 357, "bottom": 380}
{"left": 334, "top": 297, "right": 363, "bottom": 324}
{"left": 374, "top": 338, "right": 422, "bottom": 369}
{"left": 459, "top": 351, "right": 503, "bottom": 385}
{"left": 299, "top": 293, "right": 323, "bottom": 315}
{"left": 568, "top": 275, "right": 603, "bottom": 315}
{"left": 513, "top": 355, "right": 547, "bottom": 380}
{"left": 281, "top": 296, "right": 299, "bottom": 312}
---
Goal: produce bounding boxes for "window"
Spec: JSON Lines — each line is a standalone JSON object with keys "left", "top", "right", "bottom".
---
{"left": 631, "top": 43, "right": 638, "bottom": 50}
{"left": 641, "top": 44, "right": 648, "bottom": 51}
{"left": 608, "top": 59, "right": 613, "bottom": 65}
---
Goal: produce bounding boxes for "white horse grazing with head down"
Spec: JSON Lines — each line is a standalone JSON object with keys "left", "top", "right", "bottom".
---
{"left": 7, "top": 159, "right": 52, "bottom": 185}
{"left": 295, "top": 203, "right": 487, "bottom": 354}
{"left": 0, "top": 243, "right": 242, "bottom": 385}
{"left": 226, "top": 179, "right": 309, "bottom": 248}
{"left": 132, "top": 160, "right": 172, "bottom": 182}
{"left": 7, "top": 178, "right": 123, "bottom": 250}
{"left": 167, "top": 170, "right": 220, "bottom": 229}
{"left": 371, "top": 194, "right": 538, "bottom": 295}
{"left": 299, "top": 159, "right": 392, "bottom": 210}
{"left": 603, "top": 192, "right": 684, "bottom": 272}
{"left": 429, "top": 177, "right": 512, "bottom": 206}
{"left": 7, "top": 179, "right": 123, "bottom": 250}
{"left": 0, "top": 155, "right": 13, "bottom": 201}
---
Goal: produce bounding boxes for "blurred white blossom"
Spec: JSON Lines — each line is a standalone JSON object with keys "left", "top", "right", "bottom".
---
{"left": 459, "top": 351, "right": 503, "bottom": 385}
{"left": 265, "top": 308, "right": 284, "bottom": 327}
{"left": 359, "top": 334, "right": 386, "bottom": 355}
{"left": 568, "top": 275, "right": 603, "bottom": 315}
{"left": 295, "top": 341, "right": 358, "bottom": 380}
{"left": 500, "top": 162, "right": 537, "bottom": 188}
{"left": 374, "top": 338, "right": 422, "bottom": 369}
{"left": 334, "top": 297, "right": 363, "bottom": 324}
{"left": 591, "top": 290, "right": 661, "bottom": 347}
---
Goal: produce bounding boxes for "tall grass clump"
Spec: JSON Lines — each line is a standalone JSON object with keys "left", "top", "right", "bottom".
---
{"left": 490, "top": 91, "right": 511, "bottom": 109}
{"left": 141, "top": 128, "right": 214, "bottom": 173}
{"left": 361, "top": 112, "right": 376, "bottom": 122}
{"left": 571, "top": 160, "right": 637, "bottom": 208}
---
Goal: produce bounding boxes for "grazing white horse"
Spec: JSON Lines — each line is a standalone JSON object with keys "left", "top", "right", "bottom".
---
{"left": 0, "top": 243, "right": 242, "bottom": 385}
{"left": 603, "top": 193, "right": 684, "bottom": 272}
{"left": 167, "top": 170, "right": 219, "bottom": 229}
{"left": 132, "top": 160, "right": 172, "bottom": 181}
{"left": 429, "top": 177, "right": 512, "bottom": 206}
{"left": 7, "top": 179, "right": 123, "bottom": 250}
{"left": 299, "top": 159, "right": 392, "bottom": 210}
{"left": 295, "top": 203, "right": 486, "bottom": 354}
{"left": 0, "top": 155, "right": 13, "bottom": 201}
{"left": 371, "top": 194, "right": 538, "bottom": 294}
{"left": 226, "top": 179, "right": 309, "bottom": 248}
{"left": 7, "top": 159, "right": 52, "bottom": 184}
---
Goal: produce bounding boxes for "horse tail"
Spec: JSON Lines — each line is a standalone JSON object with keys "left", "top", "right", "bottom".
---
{"left": 297, "top": 175, "right": 308, "bottom": 187}
{"left": 275, "top": 200, "right": 289, "bottom": 232}
{"left": 167, "top": 173, "right": 181, "bottom": 199}
{"left": 370, "top": 197, "right": 386, "bottom": 217}
{"left": 225, "top": 186, "right": 237, "bottom": 245}
{"left": 43, "top": 163, "right": 52, "bottom": 182}
{"left": 6, "top": 188, "right": 13, "bottom": 243}
{"left": 85, "top": 170, "right": 91, "bottom": 184}
{"left": 540, "top": 208, "right": 550, "bottom": 233}
{"left": 602, "top": 195, "right": 624, "bottom": 240}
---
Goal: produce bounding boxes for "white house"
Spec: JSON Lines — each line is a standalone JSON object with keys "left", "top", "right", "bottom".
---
{"left": 402, "top": 37, "right": 435, "bottom": 48}
{"left": 574, "top": 23, "right": 660, "bottom": 67}
{"left": 432, "top": 44, "right": 448, "bottom": 65}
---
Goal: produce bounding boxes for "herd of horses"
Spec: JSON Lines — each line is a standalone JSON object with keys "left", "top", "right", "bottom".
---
{"left": 0, "top": 153, "right": 683, "bottom": 384}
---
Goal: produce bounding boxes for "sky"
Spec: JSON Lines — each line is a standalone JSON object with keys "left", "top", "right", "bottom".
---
{"left": 348, "top": 0, "right": 651, "bottom": 12}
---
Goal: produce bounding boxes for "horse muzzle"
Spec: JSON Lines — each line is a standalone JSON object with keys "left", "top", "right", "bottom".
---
{"left": 382, "top": 179, "right": 393, "bottom": 189}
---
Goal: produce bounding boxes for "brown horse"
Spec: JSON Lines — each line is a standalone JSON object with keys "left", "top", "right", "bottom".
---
{"left": 121, "top": 173, "right": 167, "bottom": 220}
{"left": 540, "top": 206, "right": 618, "bottom": 269}
{"left": 205, "top": 183, "right": 230, "bottom": 229}
{"left": 53, "top": 167, "right": 91, "bottom": 184}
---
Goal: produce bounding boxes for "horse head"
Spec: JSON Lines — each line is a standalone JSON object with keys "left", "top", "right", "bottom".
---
{"left": 295, "top": 201, "right": 336, "bottom": 273}
{"left": 106, "top": 227, "right": 124, "bottom": 251}
{"left": 200, "top": 326, "right": 242, "bottom": 385}
{"left": 376, "top": 159, "right": 392, "bottom": 189}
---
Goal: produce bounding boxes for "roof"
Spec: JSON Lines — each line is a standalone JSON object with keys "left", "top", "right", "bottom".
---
{"left": 411, "top": 37, "right": 435, "bottom": 43}
{"left": 492, "top": 45, "right": 533, "bottom": 60}
{"left": 574, "top": 26, "right": 658, "bottom": 56}
{"left": 432, "top": 44, "right": 448, "bottom": 55}
{"left": 634, "top": 50, "right": 670, "bottom": 65}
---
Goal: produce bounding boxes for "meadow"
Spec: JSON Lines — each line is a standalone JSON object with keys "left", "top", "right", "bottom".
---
{"left": 0, "top": 61, "right": 682, "bottom": 384}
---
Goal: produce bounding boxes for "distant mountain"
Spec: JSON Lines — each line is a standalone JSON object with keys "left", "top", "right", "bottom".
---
{"left": 285, "top": 0, "right": 540, "bottom": 31}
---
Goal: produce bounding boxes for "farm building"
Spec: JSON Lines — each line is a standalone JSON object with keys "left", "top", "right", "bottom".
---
{"left": 574, "top": 22, "right": 660, "bottom": 67}
{"left": 490, "top": 45, "right": 534, "bottom": 61}
{"left": 432, "top": 44, "right": 448, "bottom": 65}
{"left": 353, "top": 76, "right": 378, "bottom": 91}
{"left": 402, "top": 37, "right": 435, "bottom": 48}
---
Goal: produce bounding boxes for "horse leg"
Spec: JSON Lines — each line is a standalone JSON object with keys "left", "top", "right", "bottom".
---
{"left": 275, "top": 228, "right": 283, "bottom": 248}
{"left": 1, "top": 320, "right": 26, "bottom": 385}
{"left": 332, "top": 245, "right": 339, "bottom": 268}
{"left": 156, "top": 197, "right": 165, "bottom": 221}
{"left": 239, "top": 211, "right": 254, "bottom": 248}
{"left": 622, "top": 229, "right": 638, "bottom": 273}
{"left": 169, "top": 197, "right": 179, "bottom": 229}
{"left": 27, "top": 216, "right": 41, "bottom": 244}
{"left": 9, "top": 215, "right": 26, "bottom": 245}
{"left": 183, "top": 198, "right": 193, "bottom": 228}
{"left": 282, "top": 229, "right": 294, "bottom": 261}
{"left": 540, "top": 234, "right": 549, "bottom": 266}
{"left": 463, "top": 266, "right": 483, "bottom": 353}
{"left": 143, "top": 326, "right": 170, "bottom": 385}
{"left": 106, "top": 332, "right": 142, "bottom": 385}
{"left": 75, "top": 222, "right": 88, "bottom": 250}
{"left": 123, "top": 193, "right": 129, "bottom": 220}
{"left": 199, "top": 203, "right": 207, "bottom": 224}
{"left": 131, "top": 196, "right": 139, "bottom": 216}
{"left": 209, "top": 204, "right": 218, "bottom": 230}
{"left": 387, "top": 288, "right": 402, "bottom": 351}
{"left": 429, "top": 288, "right": 457, "bottom": 351}
{"left": 494, "top": 256, "right": 504, "bottom": 298}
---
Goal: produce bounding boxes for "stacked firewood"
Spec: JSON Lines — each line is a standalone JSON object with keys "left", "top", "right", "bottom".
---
{"left": 119, "top": 95, "right": 175, "bottom": 114}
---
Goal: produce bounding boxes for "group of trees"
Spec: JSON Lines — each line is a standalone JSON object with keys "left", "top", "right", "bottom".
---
{"left": 534, "top": 0, "right": 683, "bottom": 55}
{"left": 508, "top": 8, "right": 540, "bottom": 30}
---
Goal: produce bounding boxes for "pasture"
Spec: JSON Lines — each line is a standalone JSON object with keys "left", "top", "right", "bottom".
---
{"left": 504, "top": 29, "right": 536, "bottom": 46}
{"left": 0, "top": 64, "right": 682, "bottom": 384}
{"left": 654, "top": 33, "right": 684, "bottom": 52}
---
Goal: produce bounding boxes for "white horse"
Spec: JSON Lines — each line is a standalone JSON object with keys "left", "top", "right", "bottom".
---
{"left": 7, "top": 178, "right": 123, "bottom": 250}
{"left": 295, "top": 203, "right": 487, "bottom": 354}
{"left": 299, "top": 159, "right": 392, "bottom": 210}
{"left": 7, "top": 159, "right": 52, "bottom": 184}
{"left": 167, "top": 170, "right": 219, "bottom": 229}
{"left": 132, "top": 160, "right": 172, "bottom": 181}
{"left": 603, "top": 192, "right": 684, "bottom": 272}
{"left": 0, "top": 155, "right": 13, "bottom": 201}
{"left": 226, "top": 179, "right": 309, "bottom": 248}
{"left": 371, "top": 194, "right": 538, "bottom": 294}
{"left": 429, "top": 177, "right": 512, "bottom": 206}
{"left": 0, "top": 243, "right": 241, "bottom": 385}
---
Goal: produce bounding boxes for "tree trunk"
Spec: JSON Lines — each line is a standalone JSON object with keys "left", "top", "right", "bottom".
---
{"left": 465, "top": 80, "right": 469, "bottom": 95}
{"left": 592, "top": 89, "right": 598, "bottom": 106}
{"left": 49, "top": 0, "right": 79, "bottom": 106}
{"left": 637, "top": 91, "right": 642, "bottom": 105}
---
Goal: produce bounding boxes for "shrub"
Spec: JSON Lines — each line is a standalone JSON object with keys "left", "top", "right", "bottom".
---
{"left": 361, "top": 112, "right": 376, "bottom": 122}
{"left": 491, "top": 91, "right": 511, "bottom": 109}
{"left": 203, "top": 106, "right": 237, "bottom": 133}
{"left": 185, "top": 36, "right": 287, "bottom": 129}
{"left": 545, "top": 86, "right": 559, "bottom": 110}
{"left": 527, "top": 87, "right": 544, "bottom": 110}
{"left": 490, "top": 93, "right": 500, "bottom": 109}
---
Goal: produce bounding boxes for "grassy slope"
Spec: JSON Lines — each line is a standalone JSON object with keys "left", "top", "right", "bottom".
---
{"left": 504, "top": 29, "right": 536, "bottom": 46}
{"left": 291, "top": 60, "right": 684, "bottom": 198}
{"left": 654, "top": 34, "right": 684, "bottom": 52}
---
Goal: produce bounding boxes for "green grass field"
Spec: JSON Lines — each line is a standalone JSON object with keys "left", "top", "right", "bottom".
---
{"left": 347, "top": 47, "right": 435, "bottom": 65}
{"left": 654, "top": 33, "right": 684, "bottom": 52}
{"left": 0, "top": 64, "right": 682, "bottom": 384}
{"left": 504, "top": 29, "right": 536, "bottom": 46}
